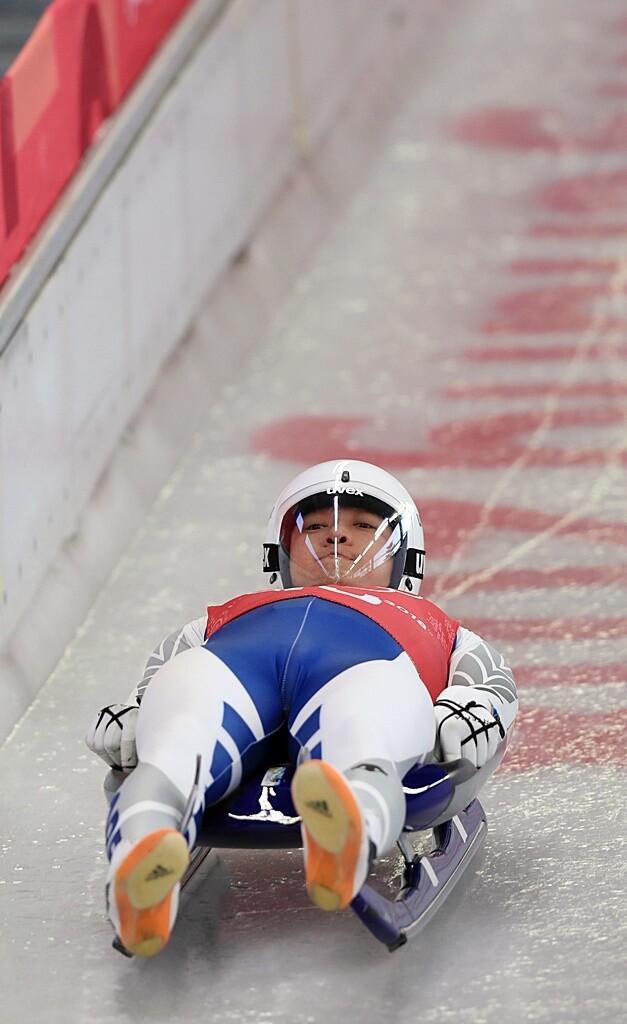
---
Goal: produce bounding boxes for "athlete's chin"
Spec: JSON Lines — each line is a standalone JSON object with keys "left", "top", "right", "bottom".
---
{"left": 292, "top": 574, "right": 339, "bottom": 587}
{"left": 291, "top": 569, "right": 366, "bottom": 588}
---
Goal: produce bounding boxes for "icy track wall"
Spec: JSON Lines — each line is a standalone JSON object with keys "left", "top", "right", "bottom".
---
{"left": 0, "top": 0, "right": 431, "bottom": 741}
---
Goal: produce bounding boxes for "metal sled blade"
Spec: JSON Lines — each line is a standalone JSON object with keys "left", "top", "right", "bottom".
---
{"left": 181, "top": 844, "right": 214, "bottom": 888}
{"left": 350, "top": 799, "right": 487, "bottom": 951}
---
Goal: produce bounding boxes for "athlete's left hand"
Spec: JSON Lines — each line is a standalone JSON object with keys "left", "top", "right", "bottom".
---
{"left": 434, "top": 685, "right": 506, "bottom": 767}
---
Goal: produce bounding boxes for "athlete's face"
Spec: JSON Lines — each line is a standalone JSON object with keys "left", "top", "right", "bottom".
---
{"left": 288, "top": 505, "right": 394, "bottom": 588}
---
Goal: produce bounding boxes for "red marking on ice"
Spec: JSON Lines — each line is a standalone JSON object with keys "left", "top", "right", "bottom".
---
{"left": 482, "top": 283, "right": 627, "bottom": 334}
{"left": 444, "top": 381, "right": 627, "bottom": 399}
{"left": 467, "top": 341, "right": 627, "bottom": 361}
{"left": 529, "top": 223, "right": 627, "bottom": 238}
{"left": 508, "top": 259, "right": 620, "bottom": 275}
{"left": 597, "top": 82, "right": 627, "bottom": 98}
{"left": 459, "top": 617, "right": 624, "bottom": 641}
{"left": 453, "top": 108, "right": 575, "bottom": 150}
{"left": 428, "top": 406, "right": 626, "bottom": 468}
{"left": 440, "top": 72, "right": 627, "bottom": 775}
{"left": 540, "top": 169, "right": 627, "bottom": 213}
{"left": 425, "top": 565, "right": 625, "bottom": 595}
{"left": 453, "top": 107, "right": 627, "bottom": 152}
{"left": 502, "top": 707, "right": 627, "bottom": 770}
{"left": 252, "top": 409, "right": 627, "bottom": 474}
{"left": 510, "top": 664, "right": 625, "bottom": 688}
{"left": 418, "top": 498, "right": 627, "bottom": 558}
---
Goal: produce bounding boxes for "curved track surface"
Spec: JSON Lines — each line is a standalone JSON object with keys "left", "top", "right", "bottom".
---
{"left": 1, "top": 2, "right": 625, "bottom": 1022}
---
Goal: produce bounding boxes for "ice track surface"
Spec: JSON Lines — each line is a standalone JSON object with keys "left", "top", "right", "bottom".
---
{"left": 2, "top": 2, "right": 626, "bottom": 1022}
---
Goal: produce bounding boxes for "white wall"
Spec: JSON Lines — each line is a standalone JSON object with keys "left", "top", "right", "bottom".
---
{"left": 0, "top": 0, "right": 442, "bottom": 738}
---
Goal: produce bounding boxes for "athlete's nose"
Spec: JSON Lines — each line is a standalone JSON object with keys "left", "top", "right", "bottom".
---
{"left": 325, "top": 526, "right": 348, "bottom": 544}
{"left": 325, "top": 528, "right": 346, "bottom": 544}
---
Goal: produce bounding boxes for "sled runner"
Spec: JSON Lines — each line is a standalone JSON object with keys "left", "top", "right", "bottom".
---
{"left": 350, "top": 796, "right": 487, "bottom": 950}
{"left": 111, "top": 753, "right": 491, "bottom": 956}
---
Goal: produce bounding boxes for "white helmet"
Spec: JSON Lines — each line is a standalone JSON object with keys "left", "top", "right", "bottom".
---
{"left": 263, "top": 459, "right": 425, "bottom": 592}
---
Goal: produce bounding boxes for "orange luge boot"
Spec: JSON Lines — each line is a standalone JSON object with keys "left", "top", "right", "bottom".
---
{"left": 107, "top": 829, "right": 189, "bottom": 957}
{"left": 291, "top": 760, "right": 373, "bottom": 911}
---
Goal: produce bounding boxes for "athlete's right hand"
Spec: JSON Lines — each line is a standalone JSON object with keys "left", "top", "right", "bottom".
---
{"left": 85, "top": 704, "right": 139, "bottom": 770}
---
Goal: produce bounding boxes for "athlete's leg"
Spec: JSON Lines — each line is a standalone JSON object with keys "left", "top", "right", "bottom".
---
{"left": 108, "top": 646, "right": 283, "bottom": 853}
{"left": 291, "top": 652, "right": 434, "bottom": 852}
{"left": 285, "top": 600, "right": 436, "bottom": 909}
{"left": 105, "top": 641, "right": 284, "bottom": 954}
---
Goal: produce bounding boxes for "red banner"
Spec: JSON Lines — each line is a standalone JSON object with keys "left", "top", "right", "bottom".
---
{"left": 0, "top": 0, "right": 195, "bottom": 291}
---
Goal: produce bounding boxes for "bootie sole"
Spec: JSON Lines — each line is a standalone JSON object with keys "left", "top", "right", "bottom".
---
{"left": 291, "top": 760, "right": 365, "bottom": 911}
{"left": 113, "top": 829, "right": 189, "bottom": 956}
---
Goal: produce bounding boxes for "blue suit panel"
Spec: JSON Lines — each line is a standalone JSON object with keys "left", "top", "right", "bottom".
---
{"left": 200, "top": 596, "right": 405, "bottom": 803}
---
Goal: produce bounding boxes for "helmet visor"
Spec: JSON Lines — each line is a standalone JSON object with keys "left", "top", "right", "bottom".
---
{"left": 279, "top": 492, "right": 406, "bottom": 588}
